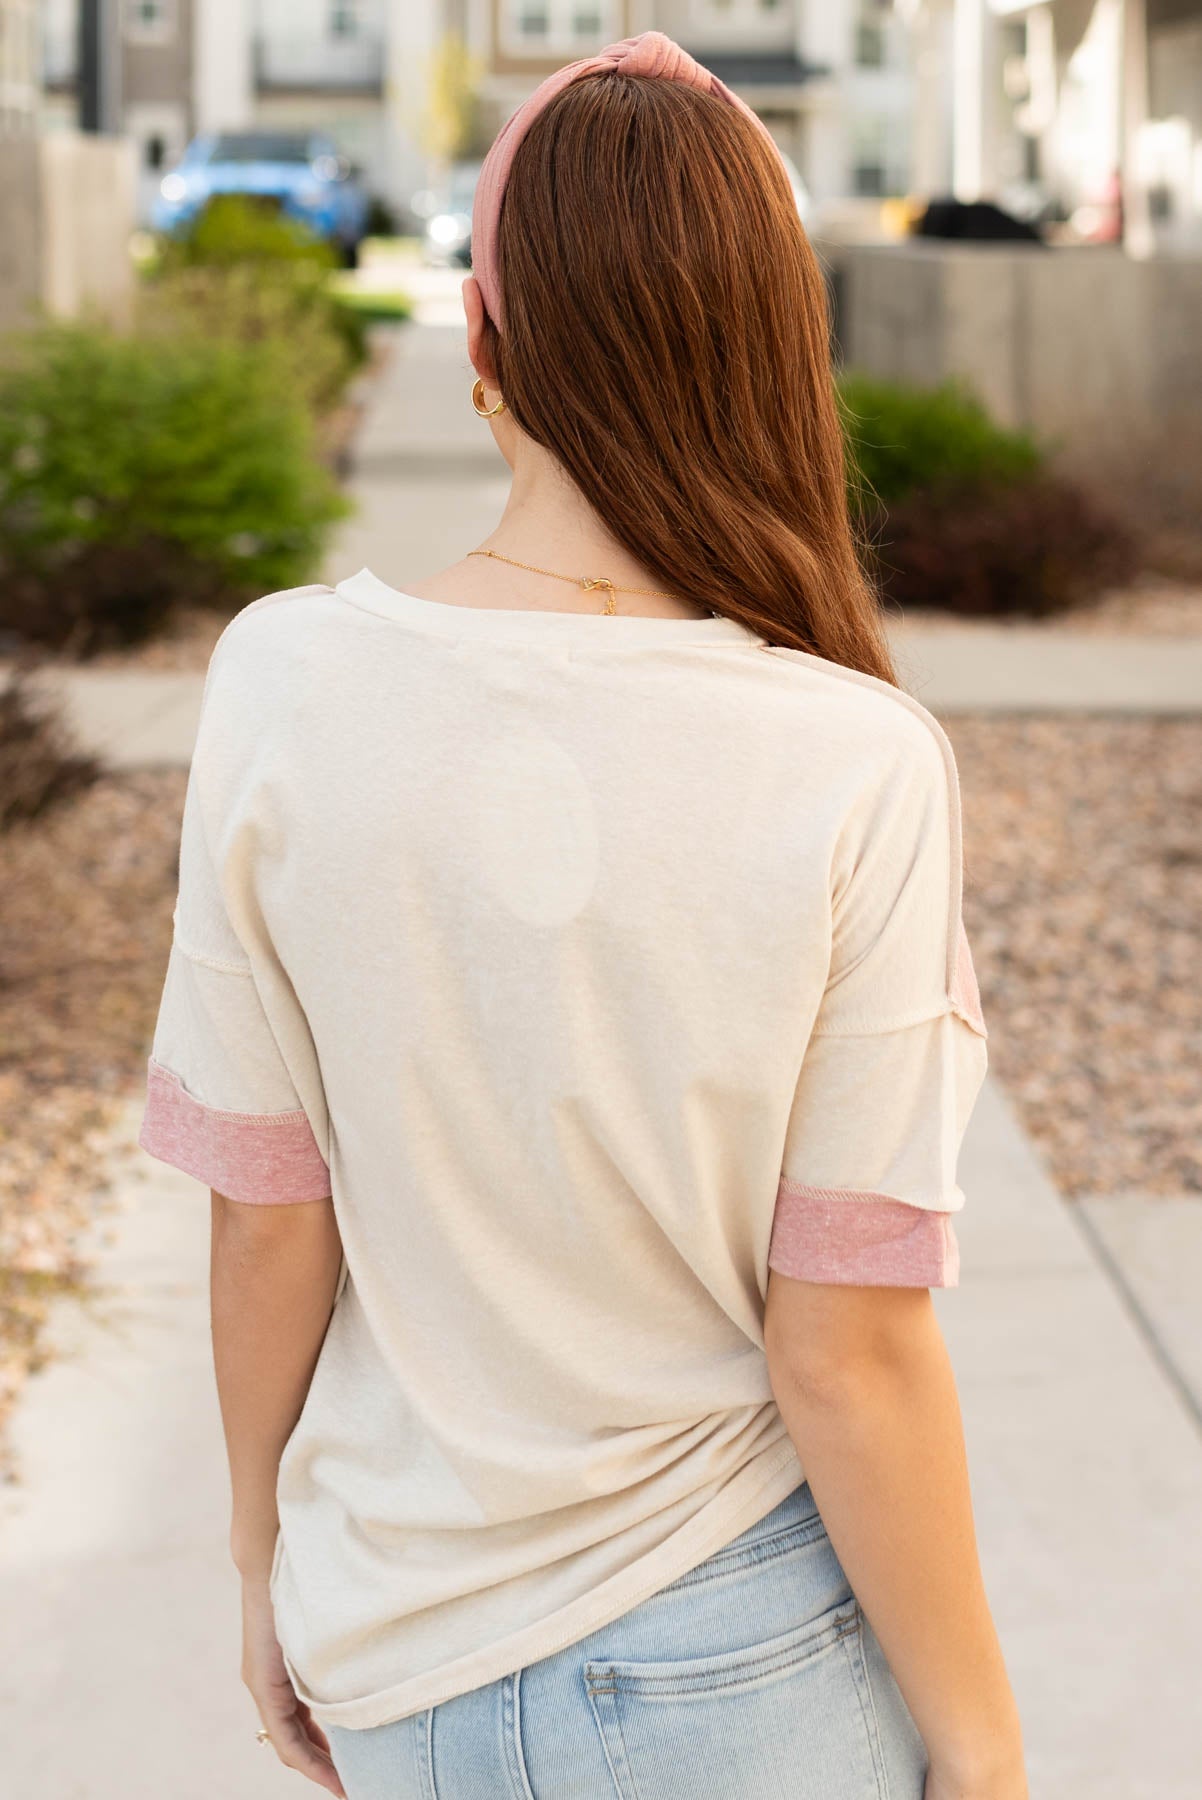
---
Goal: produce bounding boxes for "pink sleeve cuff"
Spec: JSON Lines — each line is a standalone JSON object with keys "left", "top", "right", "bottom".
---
{"left": 138, "top": 1057, "right": 332, "bottom": 1205}
{"left": 768, "top": 1177, "right": 960, "bottom": 1287}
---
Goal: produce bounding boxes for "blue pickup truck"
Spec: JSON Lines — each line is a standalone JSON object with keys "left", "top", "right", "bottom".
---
{"left": 152, "top": 129, "right": 372, "bottom": 265}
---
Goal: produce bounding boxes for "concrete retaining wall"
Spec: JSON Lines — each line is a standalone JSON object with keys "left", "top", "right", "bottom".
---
{"left": 820, "top": 240, "right": 1202, "bottom": 470}
{"left": 0, "top": 133, "right": 138, "bottom": 331}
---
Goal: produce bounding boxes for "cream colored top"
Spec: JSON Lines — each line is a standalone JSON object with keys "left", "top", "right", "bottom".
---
{"left": 139, "top": 570, "right": 988, "bottom": 1729}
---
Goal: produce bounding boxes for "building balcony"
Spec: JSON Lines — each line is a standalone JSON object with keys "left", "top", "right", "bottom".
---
{"left": 253, "top": 33, "right": 384, "bottom": 96}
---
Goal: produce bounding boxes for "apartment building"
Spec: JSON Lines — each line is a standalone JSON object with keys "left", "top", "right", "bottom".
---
{"left": 474, "top": 2, "right": 917, "bottom": 204}
{"left": 3, "top": 1, "right": 136, "bottom": 325}
{"left": 42, "top": 0, "right": 195, "bottom": 218}
{"left": 899, "top": 0, "right": 1202, "bottom": 252}
{"left": 40, "top": 0, "right": 437, "bottom": 221}
{"left": 36, "top": 1, "right": 923, "bottom": 224}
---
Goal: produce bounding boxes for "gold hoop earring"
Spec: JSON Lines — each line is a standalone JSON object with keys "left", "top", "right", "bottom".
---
{"left": 471, "top": 377, "right": 506, "bottom": 419}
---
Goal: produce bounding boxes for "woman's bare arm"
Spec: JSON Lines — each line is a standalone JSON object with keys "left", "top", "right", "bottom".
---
{"left": 765, "top": 1274, "right": 1027, "bottom": 1798}
{"left": 210, "top": 1190, "right": 343, "bottom": 1580}
{"left": 210, "top": 1190, "right": 347, "bottom": 1797}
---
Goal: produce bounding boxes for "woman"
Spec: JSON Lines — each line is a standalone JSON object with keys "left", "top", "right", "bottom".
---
{"left": 139, "top": 31, "right": 1026, "bottom": 1800}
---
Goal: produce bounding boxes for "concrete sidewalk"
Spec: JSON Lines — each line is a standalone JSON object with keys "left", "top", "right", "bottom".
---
{"left": 23, "top": 665, "right": 207, "bottom": 773}
{"left": 888, "top": 619, "right": 1202, "bottom": 715}
{"left": 2, "top": 1079, "right": 1200, "bottom": 1798}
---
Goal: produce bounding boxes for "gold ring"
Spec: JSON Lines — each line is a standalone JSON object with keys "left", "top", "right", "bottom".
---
{"left": 256, "top": 1727, "right": 271, "bottom": 1744}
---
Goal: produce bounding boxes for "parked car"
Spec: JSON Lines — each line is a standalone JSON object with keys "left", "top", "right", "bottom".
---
{"left": 152, "top": 130, "right": 372, "bottom": 266}
{"left": 415, "top": 162, "right": 481, "bottom": 268}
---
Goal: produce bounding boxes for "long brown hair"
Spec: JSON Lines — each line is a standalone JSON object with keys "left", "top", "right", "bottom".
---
{"left": 482, "top": 70, "right": 898, "bottom": 683}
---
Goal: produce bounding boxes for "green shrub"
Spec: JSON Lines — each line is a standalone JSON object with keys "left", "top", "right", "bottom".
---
{"left": 0, "top": 671, "right": 99, "bottom": 831}
{"left": 839, "top": 374, "right": 1042, "bottom": 512}
{"left": 138, "top": 263, "right": 366, "bottom": 417}
{"left": 158, "top": 193, "right": 340, "bottom": 272}
{"left": 0, "top": 321, "right": 350, "bottom": 654}
{"left": 323, "top": 283, "right": 371, "bottom": 377}
{"left": 145, "top": 194, "right": 371, "bottom": 411}
{"left": 838, "top": 373, "right": 1135, "bottom": 615}
{"left": 328, "top": 287, "right": 414, "bottom": 328}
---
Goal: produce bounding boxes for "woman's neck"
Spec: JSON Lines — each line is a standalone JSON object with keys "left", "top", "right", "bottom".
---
{"left": 404, "top": 437, "right": 715, "bottom": 622}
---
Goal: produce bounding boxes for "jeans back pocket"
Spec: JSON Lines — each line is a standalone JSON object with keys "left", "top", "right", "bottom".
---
{"left": 584, "top": 1595, "right": 892, "bottom": 1800}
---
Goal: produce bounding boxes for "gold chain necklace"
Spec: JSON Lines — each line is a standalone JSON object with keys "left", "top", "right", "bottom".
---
{"left": 466, "top": 548, "right": 678, "bottom": 616}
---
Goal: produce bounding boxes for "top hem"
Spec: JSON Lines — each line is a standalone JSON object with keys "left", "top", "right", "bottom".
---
{"left": 276, "top": 1434, "right": 805, "bottom": 1731}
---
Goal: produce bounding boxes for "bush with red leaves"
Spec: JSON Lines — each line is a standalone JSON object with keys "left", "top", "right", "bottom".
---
{"left": 860, "top": 474, "right": 1137, "bottom": 618}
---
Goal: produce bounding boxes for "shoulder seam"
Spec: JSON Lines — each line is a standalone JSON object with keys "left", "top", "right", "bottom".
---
{"left": 199, "top": 583, "right": 339, "bottom": 709}
{"left": 760, "top": 643, "right": 966, "bottom": 1004}
{"left": 212, "top": 581, "right": 337, "bottom": 653}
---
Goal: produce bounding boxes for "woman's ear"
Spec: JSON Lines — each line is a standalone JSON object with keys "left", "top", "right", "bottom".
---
{"left": 462, "top": 276, "right": 497, "bottom": 384}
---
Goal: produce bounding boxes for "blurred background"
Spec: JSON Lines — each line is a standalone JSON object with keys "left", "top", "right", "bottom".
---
{"left": 0, "top": 4, "right": 1200, "bottom": 1797}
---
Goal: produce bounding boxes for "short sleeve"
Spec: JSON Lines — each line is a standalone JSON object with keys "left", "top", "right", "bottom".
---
{"left": 137, "top": 620, "right": 332, "bottom": 1206}
{"left": 767, "top": 711, "right": 988, "bottom": 1289}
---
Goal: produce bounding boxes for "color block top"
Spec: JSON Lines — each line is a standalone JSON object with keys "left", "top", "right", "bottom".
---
{"left": 138, "top": 570, "right": 989, "bottom": 1731}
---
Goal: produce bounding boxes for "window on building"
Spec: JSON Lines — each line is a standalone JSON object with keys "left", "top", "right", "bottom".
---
{"left": 516, "top": 3, "right": 551, "bottom": 39}
{"left": 855, "top": 23, "right": 884, "bottom": 68}
{"left": 330, "top": 1, "right": 360, "bottom": 37}
{"left": 506, "top": 1, "right": 614, "bottom": 50}
{"left": 851, "top": 115, "right": 908, "bottom": 198}
{"left": 853, "top": 153, "right": 887, "bottom": 196}
{"left": 854, "top": 0, "right": 889, "bottom": 70}
{"left": 852, "top": 117, "right": 890, "bottom": 196}
{"left": 124, "top": 0, "right": 174, "bottom": 40}
{"left": 691, "top": 1, "right": 784, "bottom": 17}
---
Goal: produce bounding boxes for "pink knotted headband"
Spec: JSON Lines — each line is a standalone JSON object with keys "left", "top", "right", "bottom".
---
{"left": 470, "top": 30, "right": 791, "bottom": 331}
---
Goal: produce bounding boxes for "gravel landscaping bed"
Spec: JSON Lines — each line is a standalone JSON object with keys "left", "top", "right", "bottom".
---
{"left": 949, "top": 713, "right": 1202, "bottom": 1199}
{"left": 0, "top": 769, "right": 184, "bottom": 1477}
{"left": 1, "top": 714, "right": 1197, "bottom": 1470}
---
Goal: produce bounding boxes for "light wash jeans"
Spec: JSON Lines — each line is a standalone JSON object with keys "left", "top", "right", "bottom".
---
{"left": 326, "top": 1478, "right": 928, "bottom": 1799}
